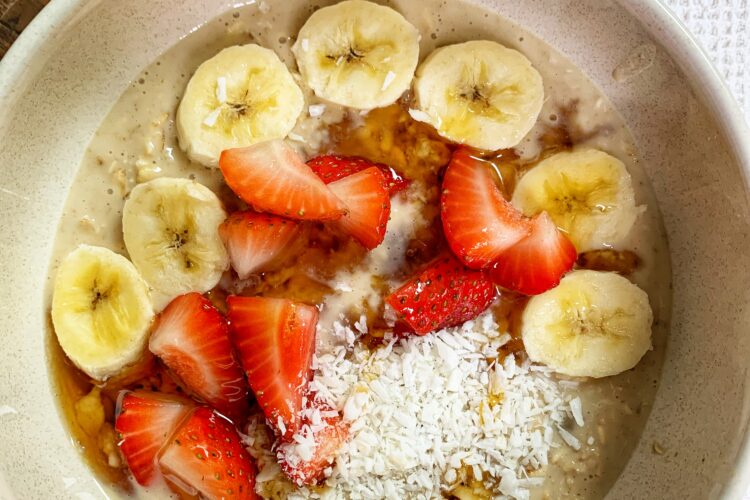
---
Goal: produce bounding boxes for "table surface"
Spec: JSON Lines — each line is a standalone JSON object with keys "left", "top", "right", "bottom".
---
{"left": 0, "top": 0, "right": 749, "bottom": 497}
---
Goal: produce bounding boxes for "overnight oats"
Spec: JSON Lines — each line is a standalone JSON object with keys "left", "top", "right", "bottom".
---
{"left": 46, "top": 0, "right": 671, "bottom": 498}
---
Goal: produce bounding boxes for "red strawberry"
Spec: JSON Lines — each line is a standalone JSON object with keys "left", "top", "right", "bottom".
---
{"left": 327, "top": 167, "right": 391, "bottom": 249}
{"left": 277, "top": 397, "right": 349, "bottom": 486}
{"left": 158, "top": 407, "right": 258, "bottom": 499}
{"left": 490, "top": 212, "right": 576, "bottom": 295}
{"left": 227, "top": 296, "right": 317, "bottom": 437}
{"left": 149, "top": 293, "right": 249, "bottom": 423}
{"left": 219, "top": 140, "right": 346, "bottom": 220}
{"left": 441, "top": 147, "right": 531, "bottom": 268}
{"left": 219, "top": 211, "right": 300, "bottom": 279}
{"left": 386, "top": 252, "right": 497, "bottom": 335}
{"left": 307, "top": 155, "right": 409, "bottom": 194}
{"left": 114, "top": 391, "right": 193, "bottom": 486}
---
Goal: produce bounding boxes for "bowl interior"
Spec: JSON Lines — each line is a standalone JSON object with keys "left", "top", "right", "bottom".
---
{"left": 0, "top": 0, "right": 748, "bottom": 498}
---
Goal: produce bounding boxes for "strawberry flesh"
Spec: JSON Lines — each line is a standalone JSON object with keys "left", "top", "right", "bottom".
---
{"left": 386, "top": 252, "right": 497, "bottom": 335}
{"left": 158, "top": 407, "right": 258, "bottom": 499}
{"left": 227, "top": 296, "right": 317, "bottom": 438}
{"left": 220, "top": 140, "right": 346, "bottom": 220}
{"left": 277, "top": 396, "right": 349, "bottom": 486}
{"left": 490, "top": 212, "right": 577, "bottom": 295}
{"left": 149, "top": 293, "right": 249, "bottom": 423}
{"left": 307, "top": 155, "right": 409, "bottom": 194}
{"left": 441, "top": 147, "right": 531, "bottom": 268}
{"left": 114, "top": 391, "right": 193, "bottom": 486}
{"left": 327, "top": 167, "right": 391, "bottom": 249}
{"left": 219, "top": 211, "right": 300, "bottom": 279}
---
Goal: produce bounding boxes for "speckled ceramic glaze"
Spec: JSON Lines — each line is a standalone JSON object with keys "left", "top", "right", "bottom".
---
{"left": 0, "top": 0, "right": 748, "bottom": 498}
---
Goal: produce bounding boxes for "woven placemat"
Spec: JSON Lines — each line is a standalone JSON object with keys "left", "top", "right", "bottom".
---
{"left": 665, "top": 0, "right": 749, "bottom": 123}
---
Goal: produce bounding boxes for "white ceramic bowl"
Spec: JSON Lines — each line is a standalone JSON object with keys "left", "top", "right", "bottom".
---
{"left": 0, "top": 0, "right": 749, "bottom": 498}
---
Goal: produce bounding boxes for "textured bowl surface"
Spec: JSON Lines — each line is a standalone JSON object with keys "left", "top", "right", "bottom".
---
{"left": 0, "top": 0, "right": 748, "bottom": 498}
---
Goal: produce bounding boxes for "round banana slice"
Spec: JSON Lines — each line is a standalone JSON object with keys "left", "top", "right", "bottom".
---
{"left": 292, "top": 0, "right": 420, "bottom": 109}
{"left": 411, "top": 40, "right": 544, "bottom": 150}
{"left": 122, "top": 178, "right": 229, "bottom": 310}
{"left": 521, "top": 270, "right": 653, "bottom": 378}
{"left": 51, "top": 245, "right": 154, "bottom": 381}
{"left": 176, "top": 44, "right": 304, "bottom": 168}
{"left": 511, "top": 149, "right": 642, "bottom": 252}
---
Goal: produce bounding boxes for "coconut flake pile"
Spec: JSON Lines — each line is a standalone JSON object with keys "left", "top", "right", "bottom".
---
{"left": 244, "top": 311, "right": 583, "bottom": 499}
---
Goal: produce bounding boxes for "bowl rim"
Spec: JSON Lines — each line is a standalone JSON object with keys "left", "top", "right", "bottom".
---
{"left": 0, "top": 0, "right": 749, "bottom": 498}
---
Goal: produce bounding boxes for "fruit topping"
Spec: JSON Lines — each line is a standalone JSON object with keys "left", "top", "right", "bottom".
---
{"left": 441, "top": 147, "right": 531, "bottom": 269}
{"left": 149, "top": 293, "right": 249, "bottom": 423}
{"left": 219, "top": 211, "right": 301, "bottom": 279}
{"left": 158, "top": 407, "right": 259, "bottom": 499}
{"left": 51, "top": 245, "right": 154, "bottom": 381}
{"left": 327, "top": 167, "right": 391, "bottom": 249}
{"left": 227, "top": 296, "right": 318, "bottom": 437}
{"left": 386, "top": 252, "right": 497, "bottom": 335}
{"left": 114, "top": 391, "right": 193, "bottom": 486}
{"left": 219, "top": 140, "right": 347, "bottom": 220}
{"left": 307, "top": 155, "right": 409, "bottom": 195}
{"left": 489, "top": 213, "right": 577, "bottom": 296}
{"left": 277, "top": 396, "right": 350, "bottom": 486}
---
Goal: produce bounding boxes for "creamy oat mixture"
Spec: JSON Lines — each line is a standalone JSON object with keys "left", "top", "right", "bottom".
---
{"left": 47, "top": 1, "right": 671, "bottom": 498}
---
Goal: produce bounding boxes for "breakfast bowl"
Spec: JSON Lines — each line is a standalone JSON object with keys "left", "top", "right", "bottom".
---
{"left": 0, "top": 0, "right": 749, "bottom": 498}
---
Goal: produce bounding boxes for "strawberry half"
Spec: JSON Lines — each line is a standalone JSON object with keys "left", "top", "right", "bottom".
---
{"left": 386, "top": 252, "right": 497, "bottom": 335}
{"left": 327, "top": 167, "right": 391, "bottom": 249}
{"left": 219, "top": 140, "right": 346, "bottom": 220}
{"left": 307, "top": 155, "right": 409, "bottom": 195}
{"left": 158, "top": 407, "right": 258, "bottom": 499}
{"left": 277, "top": 397, "right": 349, "bottom": 486}
{"left": 441, "top": 147, "right": 531, "bottom": 269}
{"left": 114, "top": 391, "right": 193, "bottom": 486}
{"left": 149, "top": 293, "right": 249, "bottom": 423}
{"left": 219, "top": 211, "right": 300, "bottom": 279}
{"left": 227, "top": 296, "right": 317, "bottom": 437}
{"left": 490, "top": 212, "right": 577, "bottom": 295}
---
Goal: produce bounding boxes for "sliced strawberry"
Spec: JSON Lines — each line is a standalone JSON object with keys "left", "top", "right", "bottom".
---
{"left": 490, "top": 212, "right": 577, "bottom": 295}
{"left": 158, "top": 407, "right": 258, "bottom": 499}
{"left": 227, "top": 296, "right": 317, "bottom": 437}
{"left": 327, "top": 167, "right": 391, "bottom": 249}
{"left": 441, "top": 147, "right": 531, "bottom": 268}
{"left": 277, "top": 397, "right": 349, "bottom": 486}
{"left": 386, "top": 252, "right": 497, "bottom": 335}
{"left": 149, "top": 293, "right": 249, "bottom": 423}
{"left": 114, "top": 391, "right": 193, "bottom": 486}
{"left": 307, "top": 155, "right": 409, "bottom": 194}
{"left": 219, "top": 211, "right": 300, "bottom": 279}
{"left": 219, "top": 140, "right": 346, "bottom": 221}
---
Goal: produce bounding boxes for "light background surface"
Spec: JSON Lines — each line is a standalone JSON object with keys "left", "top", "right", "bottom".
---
{"left": 665, "top": 0, "right": 748, "bottom": 123}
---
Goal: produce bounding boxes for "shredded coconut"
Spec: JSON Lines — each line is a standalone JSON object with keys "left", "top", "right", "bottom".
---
{"left": 246, "top": 312, "right": 583, "bottom": 499}
{"left": 216, "top": 76, "right": 227, "bottom": 103}
{"left": 408, "top": 108, "right": 432, "bottom": 124}
{"left": 381, "top": 71, "right": 396, "bottom": 91}
{"left": 569, "top": 396, "right": 584, "bottom": 427}
{"left": 287, "top": 132, "right": 306, "bottom": 143}
{"left": 308, "top": 104, "right": 326, "bottom": 117}
{"left": 202, "top": 107, "right": 221, "bottom": 127}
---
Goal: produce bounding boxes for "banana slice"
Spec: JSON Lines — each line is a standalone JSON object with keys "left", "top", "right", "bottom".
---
{"left": 292, "top": 0, "right": 420, "bottom": 109}
{"left": 176, "top": 44, "right": 304, "bottom": 168}
{"left": 411, "top": 40, "right": 544, "bottom": 150}
{"left": 521, "top": 270, "right": 652, "bottom": 378}
{"left": 51, "top": 245, "right": 154, "bottom": 381}
{"left": 511, "top": 149, "right": 643, "bottom": 252}
{"left": 122, "top": 178, "right": 229, "bottom": 310}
